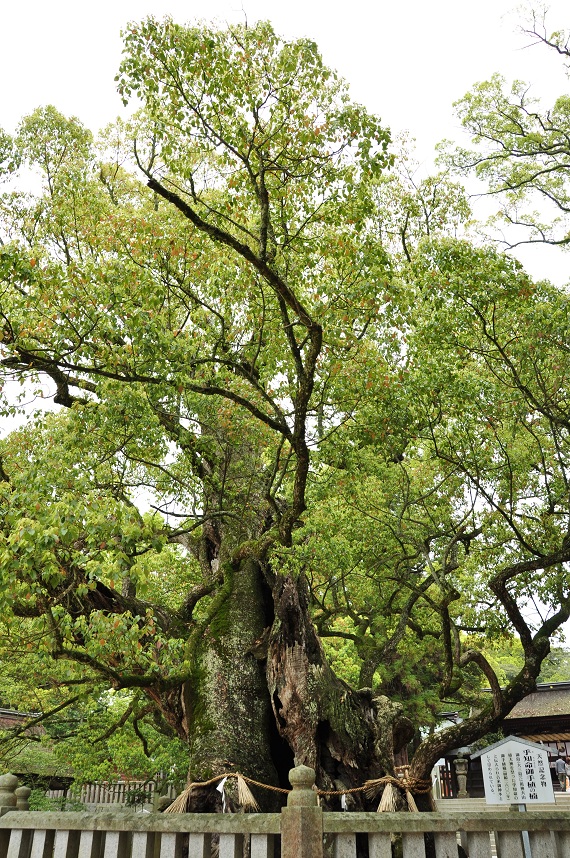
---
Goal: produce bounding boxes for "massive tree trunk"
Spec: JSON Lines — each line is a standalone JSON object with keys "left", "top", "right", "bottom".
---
{"left": 151, "top": 542, "right": 414, "bottom": 811}
{"left": 147, "top": 545, "right": 559, "bottom": 818}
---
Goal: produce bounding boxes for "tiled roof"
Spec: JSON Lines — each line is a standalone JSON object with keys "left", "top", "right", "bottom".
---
{"left": 0, "top": 708, "right": 43, "bottom": 735}
{"left": 505, "top": 686, "right": 570, "bottom": 719}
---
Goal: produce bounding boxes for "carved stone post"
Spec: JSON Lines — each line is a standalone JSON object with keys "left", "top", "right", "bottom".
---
{"left": 454, "top": 754, "right": 469, "bottom": 798}
{"left": 0, "top": 773, "right": 18, "bottom": 816}
{"left": 281, "top": 766, "right": 323, "bottom": 858}
{"left": 15, "top": 785, "right": 31, "bottom": 811}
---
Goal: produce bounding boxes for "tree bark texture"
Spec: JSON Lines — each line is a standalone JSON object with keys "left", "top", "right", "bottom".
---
{"left": 154, "top": 550, "right": 415, "bottom": 811}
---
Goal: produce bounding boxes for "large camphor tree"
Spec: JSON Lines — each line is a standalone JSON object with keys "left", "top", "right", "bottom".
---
{"left": 1, "top": 17, "right": 570, "bottom": 810}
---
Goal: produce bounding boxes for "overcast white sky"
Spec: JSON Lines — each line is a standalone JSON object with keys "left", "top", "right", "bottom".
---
{"left": 2, "top": 0, "right": 569, "bottom": 281}
{"left": 2, "top": 0, "right": 568, "bottom": 143}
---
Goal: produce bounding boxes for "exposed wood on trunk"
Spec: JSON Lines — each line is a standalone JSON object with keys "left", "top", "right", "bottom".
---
{"left": 266, "top": 574, "right": 414, "bottom": 806}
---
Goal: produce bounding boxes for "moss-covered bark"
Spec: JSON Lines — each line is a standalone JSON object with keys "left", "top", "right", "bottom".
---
{"left": 184, "top": 558, "right": 279, "bottom": 797}
{"left": 152, "top": 556, "right": 415, "bottom": 811}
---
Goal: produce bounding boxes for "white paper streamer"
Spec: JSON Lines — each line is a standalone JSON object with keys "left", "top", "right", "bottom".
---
{"left": 341, "top": 794, "right": 347, "bottom": 811}
{"left": 216, "top": 777, "right": 228, "bottom": 813}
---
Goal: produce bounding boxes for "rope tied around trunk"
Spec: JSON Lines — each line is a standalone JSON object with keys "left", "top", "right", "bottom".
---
{"left": 165, "top": 767, "right": 433, "bottom": 814}
{"left": 360, "top": 766, "right": 433, "bottom": 812}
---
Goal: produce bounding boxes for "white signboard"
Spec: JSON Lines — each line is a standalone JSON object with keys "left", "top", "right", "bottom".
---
{"left": 477, "top": 737, "right": 554, "bottom": 805}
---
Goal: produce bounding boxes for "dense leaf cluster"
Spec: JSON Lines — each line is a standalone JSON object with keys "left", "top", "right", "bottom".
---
{"left": 0, "top": 15, "right": 569, "bottom": 784}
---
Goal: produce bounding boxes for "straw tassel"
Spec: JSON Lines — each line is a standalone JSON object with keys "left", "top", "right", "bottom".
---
{"left": 236, "top": 774, "right": 260, "bottom": 812}
{"left": 405, "top": 789, "right": 419, "bottom": 812}
{"left": 363, "top": 778, "right": 386, "bottom": 800}
{"left": 377, "top": 782, "right": 398, "bottom": 813}
{"left": 164, "top": 785, "right": 193, "bottom": 814}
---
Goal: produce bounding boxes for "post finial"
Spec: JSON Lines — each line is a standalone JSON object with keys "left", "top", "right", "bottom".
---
{"left": 0, "top": 774, "right": 19, "bottom": 809}
{"left": 288, "top": 765, "right": 318, "bottom": 806}
{"left": 15, "top": 785, "right": 31, "bottom": 811}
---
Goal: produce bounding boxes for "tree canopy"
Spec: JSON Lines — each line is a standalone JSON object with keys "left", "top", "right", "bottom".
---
{"left": 0, "top": 14, "right": 569, "bottom": 808}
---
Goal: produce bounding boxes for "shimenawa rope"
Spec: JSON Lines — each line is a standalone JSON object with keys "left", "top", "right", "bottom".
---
{"left": 164, "top": 767, "right": 432, "bottom": 814}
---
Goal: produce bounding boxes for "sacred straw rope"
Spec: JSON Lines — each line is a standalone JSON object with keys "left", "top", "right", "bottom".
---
{"left": 165, "top": 769, "right": 432, "bottom": 814}
{"left": 177, "top": 773, "right": 290, "bottom": 795}
{"left": 319, "top": 776, "right": 433, "bottom": 797}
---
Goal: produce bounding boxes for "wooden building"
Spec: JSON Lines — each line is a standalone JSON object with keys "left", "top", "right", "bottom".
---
{"left": 502, "top": 680, "right": 570, "bottom": 759}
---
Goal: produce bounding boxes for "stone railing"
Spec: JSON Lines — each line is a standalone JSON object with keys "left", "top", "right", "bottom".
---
{"left": 2, "top": 768, "right": 570, "bottom": 858}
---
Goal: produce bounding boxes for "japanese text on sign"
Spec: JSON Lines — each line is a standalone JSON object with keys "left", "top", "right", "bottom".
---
{"left": 479, "top": 739, "right": 554, "bottom": 805}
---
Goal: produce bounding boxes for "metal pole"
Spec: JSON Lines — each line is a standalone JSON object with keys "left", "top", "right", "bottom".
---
{"left": 515, "top": 803, "right": 532, "bottom": 858}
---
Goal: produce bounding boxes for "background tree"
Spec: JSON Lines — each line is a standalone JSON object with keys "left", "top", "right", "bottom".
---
{"left": 444, "top": 9, "right": 570, "bottom": 248}
{"left": 483, "top": 640, "right": 570, "bottom": 684}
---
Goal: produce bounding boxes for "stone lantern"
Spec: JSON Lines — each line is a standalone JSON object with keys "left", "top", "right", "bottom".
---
{"left": 454, "top": 753, "right": 469, "bottom": 798}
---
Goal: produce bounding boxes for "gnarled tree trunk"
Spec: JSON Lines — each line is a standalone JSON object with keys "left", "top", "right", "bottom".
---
{"left": 156, "top": 545, "right": 414, "bottom": 811}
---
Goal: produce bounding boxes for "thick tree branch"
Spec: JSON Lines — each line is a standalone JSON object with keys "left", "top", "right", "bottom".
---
{"left": 146, "top": 177, "right": 318, "bottom": 332}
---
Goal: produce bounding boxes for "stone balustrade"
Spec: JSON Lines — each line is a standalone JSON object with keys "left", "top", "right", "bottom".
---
{"left": 1, "top": 769, "right": 570, "bottom": 858}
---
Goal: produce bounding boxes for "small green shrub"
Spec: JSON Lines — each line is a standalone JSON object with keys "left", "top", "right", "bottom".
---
{"left": 28, "top": 789, "right": 85, "bottom": 811}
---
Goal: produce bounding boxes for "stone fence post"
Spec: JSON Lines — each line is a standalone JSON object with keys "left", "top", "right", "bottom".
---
{"left": 281, "top": 766, "right": 323, "bottom": 858}
{"left": 0, "top": 774, "right": 18, "bottom": 817}
{"left": 15, "top": 786, "right": 31, "bottom": 811}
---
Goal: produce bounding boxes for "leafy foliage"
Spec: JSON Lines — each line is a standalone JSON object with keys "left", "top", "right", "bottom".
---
{"left": 0, "top": 14, "right": 569, "bottom": 790}
{"left": 443, "top": 10, "right": 570, "bottom": 248}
